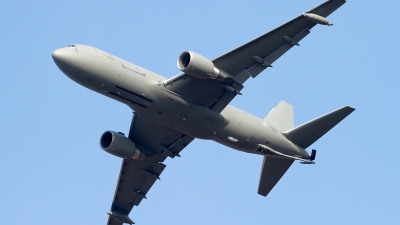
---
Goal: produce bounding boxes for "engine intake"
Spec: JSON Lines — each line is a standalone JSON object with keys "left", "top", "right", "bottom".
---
{"left": 177, "top": 51, "right": 231, "bottom": 81}
{"left": 100, "top": 131, "right": 146, "bottom": 160}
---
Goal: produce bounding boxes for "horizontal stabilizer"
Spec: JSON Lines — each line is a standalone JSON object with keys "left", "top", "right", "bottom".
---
{"left": 258, "top": 156, "right": 294, "bottom": 197}
{"left": 263, "top": 101, "right": 294, "bottom": 132}
{"left": 283, "top": 106, "right": 355, "bottom": 149}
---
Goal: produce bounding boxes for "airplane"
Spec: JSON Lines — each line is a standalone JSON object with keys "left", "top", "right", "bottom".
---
{"left": 52, "top": 0, "right": 352, "bottom": 224}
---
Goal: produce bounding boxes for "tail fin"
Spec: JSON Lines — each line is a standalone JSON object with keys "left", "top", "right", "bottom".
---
{"left": 283, "top": 106, "right": 355, "bottom": 149}
{"left": 263, "top": 101, "right": 294, "bottom": 132}
{"left": 258, "top": 101, "right": 294, "bottom": 197}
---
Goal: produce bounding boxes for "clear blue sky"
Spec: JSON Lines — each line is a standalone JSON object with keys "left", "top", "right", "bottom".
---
{"left": 1, "top": 1, "right": 399, "bottom": 224}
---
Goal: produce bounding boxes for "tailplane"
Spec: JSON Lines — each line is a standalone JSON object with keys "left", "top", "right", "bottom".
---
{"left": 258, "top": 103, "right": 355, "bottom": 197}
{"left": 258, "top": 157, "right": 293, "bottom": 196}
{"left": 283, "top": 106, "right": 355, "bottom": 149}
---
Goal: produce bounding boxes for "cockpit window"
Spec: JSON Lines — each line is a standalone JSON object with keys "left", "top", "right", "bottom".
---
{"left": 90, "top": 47, "right": 101, "bottom": 56}
{"left": 63, "top": 45, "right": 76, "bottom": 48}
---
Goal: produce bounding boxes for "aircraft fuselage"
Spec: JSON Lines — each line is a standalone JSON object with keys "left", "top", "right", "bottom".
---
{"left": 52, "top": 44, "right": 309, "bottom": 159}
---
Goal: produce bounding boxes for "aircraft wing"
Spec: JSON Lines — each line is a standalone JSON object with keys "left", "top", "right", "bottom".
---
{"left": 163, "top": 0, "right": 346, "bottom": 113}
{"left": 107, "top": 113, "right": 194, "bottom": 225}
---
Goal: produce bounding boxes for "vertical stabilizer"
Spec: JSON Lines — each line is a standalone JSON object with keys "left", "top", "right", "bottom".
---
{"left": 258, "top": 101, "right": 295, "bottom": 197}
{"left": 263, "top": 101, "right": 294, "bottom": 132}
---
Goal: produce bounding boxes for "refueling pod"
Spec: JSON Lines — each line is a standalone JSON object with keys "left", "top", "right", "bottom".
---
{"left": 107, "top": 211, "right": 134, "bottom": 225}
{"left": 177, "top": 51, "right": 232, "bottom": 81}
{"left": 304, "top": 13, "right": 333, "bottom": 26}
{"left": 100, "top": 131, "right": 146, "bottom": 160}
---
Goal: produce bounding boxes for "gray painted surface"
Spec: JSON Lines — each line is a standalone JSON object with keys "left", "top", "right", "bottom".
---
{"left": 52, "top": 1, "right": 352, "bottom": 224}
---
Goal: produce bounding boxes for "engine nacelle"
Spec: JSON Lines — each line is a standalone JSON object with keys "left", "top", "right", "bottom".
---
{"left": 177, "top": 51, "right": 231, "bottom": 81}
{"left": 100, "top": 131, "right": 146, "bottom": 160}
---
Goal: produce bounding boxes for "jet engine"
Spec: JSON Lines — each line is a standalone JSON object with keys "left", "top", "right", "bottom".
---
{"left": 100, "top": 131, "right": 146, "bottom": 160}
{"left": 177, "top": 51, "right": 231, "bottom": 81}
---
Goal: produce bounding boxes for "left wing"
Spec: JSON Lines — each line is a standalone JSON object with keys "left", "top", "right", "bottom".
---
{"left": 107, "top": 113, "right": 194, "bottom": 225}
{"left": 163, "top": 0, "right": 346, "bottom": 113}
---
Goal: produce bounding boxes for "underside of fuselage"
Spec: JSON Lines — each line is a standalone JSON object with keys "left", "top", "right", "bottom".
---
{"left": 52, "top": 44, "right": 309, "bottom": 159}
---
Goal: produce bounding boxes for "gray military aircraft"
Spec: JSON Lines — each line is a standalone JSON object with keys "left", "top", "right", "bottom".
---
{"left": 52, "top": 0, "right": 352, "bottom": 224}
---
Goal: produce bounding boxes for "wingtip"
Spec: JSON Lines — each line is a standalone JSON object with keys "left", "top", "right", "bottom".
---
{"left": 257, "top": 191, "right": 268, "bottom": 197}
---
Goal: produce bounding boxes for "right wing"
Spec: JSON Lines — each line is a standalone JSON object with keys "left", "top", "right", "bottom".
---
{"left": 163, "top": 0, "right": 346, "bottom": 113}
{"left": 107, "top": 113, "right": 194, "bottom": 225}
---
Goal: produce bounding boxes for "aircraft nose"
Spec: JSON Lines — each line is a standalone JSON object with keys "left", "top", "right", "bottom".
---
{"left": 52, "top": 48, "right": 66, "bottom": 64}
{"left": 52, "top": 47, "right": 76, "bottom": 71}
